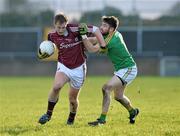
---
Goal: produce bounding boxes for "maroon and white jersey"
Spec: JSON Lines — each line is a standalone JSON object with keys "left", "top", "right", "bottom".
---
{"left": 48, "top": 24, "right": 93, "bottom": 69}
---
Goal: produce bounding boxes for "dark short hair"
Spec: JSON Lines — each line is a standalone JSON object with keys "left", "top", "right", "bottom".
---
{"left": 102, "top": 16, "right": 119, "bottom": 30}
{"left": 54, "top": 13, "right": 68, "bottom": 24}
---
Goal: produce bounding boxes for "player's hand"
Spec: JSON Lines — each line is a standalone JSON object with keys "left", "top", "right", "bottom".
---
{"left": 37, "top": 49, "right": 50, "bottom": 59}
{"left": 79, "top": 23, "right": 88, "bottom": 35}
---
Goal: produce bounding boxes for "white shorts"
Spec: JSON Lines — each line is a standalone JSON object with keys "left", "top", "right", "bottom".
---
{"left": 57, "top": 62, "right": 87, "bottom": 89}
{"left": 114, "top": 65, "right": 137, "bottom": 85}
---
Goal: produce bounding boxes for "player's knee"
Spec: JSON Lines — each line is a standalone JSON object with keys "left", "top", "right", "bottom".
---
{"left": 52, "top": 85, "right": 61, "bottom": 94}
{"left": 102, "top": 84, "right": 113, "bottom": 91}
{"left": 102, "top": 85, "right": 111, "bottom": 97}
{"left": 69, "top": 94, "right": 77, "bottom": 102}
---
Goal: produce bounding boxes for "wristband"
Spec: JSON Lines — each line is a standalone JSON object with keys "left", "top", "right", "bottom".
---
{"left": 81, "top": 35, "right": 88, "bottom": 39}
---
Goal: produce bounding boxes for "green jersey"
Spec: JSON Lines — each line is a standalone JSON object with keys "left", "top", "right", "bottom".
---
{"left": 104, "top": 31, "right": 136, "bottom": 71}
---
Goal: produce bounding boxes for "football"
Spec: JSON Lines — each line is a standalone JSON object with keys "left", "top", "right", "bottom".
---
{"left": 39, "top": 41, "right": 56, "bottom": 56}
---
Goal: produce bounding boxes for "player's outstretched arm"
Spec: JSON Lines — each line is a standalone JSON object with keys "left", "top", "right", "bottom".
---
{"left": 79, "top": 23, "right": 105, "bottom": 53}
{"left": 79, "top": 23, "right": 100, "bottom": 53}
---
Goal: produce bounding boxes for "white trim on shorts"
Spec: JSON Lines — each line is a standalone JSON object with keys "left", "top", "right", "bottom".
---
{"left": 114, "top": 65, "right": 137, "bottom": 85}
{"left": 56, "top": 62, "right": 87, "bottom": 89}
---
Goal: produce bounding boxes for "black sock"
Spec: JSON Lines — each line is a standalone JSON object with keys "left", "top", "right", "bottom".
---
{"left": 46, "top": 100, "right": 58, "bottom": 116}
{"left": 67, "top": 112, "right": 76, "bottom": 122}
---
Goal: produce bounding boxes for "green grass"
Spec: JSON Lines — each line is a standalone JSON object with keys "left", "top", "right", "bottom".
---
{"left": 0, "top": 76, "right": 180, "bottom": 136}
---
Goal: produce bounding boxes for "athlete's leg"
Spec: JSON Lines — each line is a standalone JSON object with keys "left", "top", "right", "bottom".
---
{"left": 114, "top": 76, "right": 139, "bottom": 124}
{"left": 101, "top": 75, "right": 122, "bottom": 114}
{"left": 65, "top": 62, "right": 86, "bottom": 125}
{"left": 67, "top": 86, "right": 80, "bottom": 125}
{"left": 88, "top": 75, "right": 121, "bottom": 126}
{"left": 114, "top": 83, "right": 134, "bottom": 111}
{"left": 38, "top": 72, "right": 69, "bottom": 124}
{"left": 48, "top": 72, "right": 69, "bottom": 102}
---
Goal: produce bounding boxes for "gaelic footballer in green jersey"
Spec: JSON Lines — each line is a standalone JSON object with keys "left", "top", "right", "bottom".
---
{"left": 81, "top": 16, "right": 139, "bottom": 126}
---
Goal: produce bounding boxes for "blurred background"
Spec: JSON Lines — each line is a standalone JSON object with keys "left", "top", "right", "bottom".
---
{"left": 0, "top": 0, "right": 180, "bottom": 76}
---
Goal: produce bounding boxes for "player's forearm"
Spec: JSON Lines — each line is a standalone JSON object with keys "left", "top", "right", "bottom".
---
{"left": 81, "top": 36, "right": 100, "bottom": 53}
{"left": 93, "top": 27, "right": 106, "bottom": 47}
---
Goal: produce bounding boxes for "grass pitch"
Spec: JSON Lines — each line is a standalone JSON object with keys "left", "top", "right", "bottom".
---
{"left": 0, "top": 76, "right": 180, "bottom": 136}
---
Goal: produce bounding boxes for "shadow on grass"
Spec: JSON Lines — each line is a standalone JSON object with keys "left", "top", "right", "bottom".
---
{"left": 0, "top": 125, "right": 43, "bottom": 136}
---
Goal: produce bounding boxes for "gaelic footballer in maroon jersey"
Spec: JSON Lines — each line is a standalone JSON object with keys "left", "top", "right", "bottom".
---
{"left": 38, "top": 13, "right": 106, "bottom": 125}
{"left": 48, "top": 24, "right": 93, "bottom": 69}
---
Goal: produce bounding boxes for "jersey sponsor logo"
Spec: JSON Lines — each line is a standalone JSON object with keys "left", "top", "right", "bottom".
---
{"left": 60, "top": 41, "right": 82, "bottom": 49}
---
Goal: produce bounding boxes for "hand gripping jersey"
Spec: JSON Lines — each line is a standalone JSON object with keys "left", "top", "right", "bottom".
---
{"left": 48, "top": 24, "right": 93, "bottom": 69}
